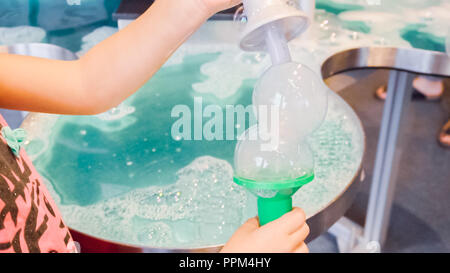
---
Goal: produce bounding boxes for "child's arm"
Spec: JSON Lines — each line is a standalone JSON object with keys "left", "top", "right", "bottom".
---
{"left": 221, "top": 207, "right": 310, "bottom": 253}
{"left": 0, "top": 0, "right": 240, "bottom": 115}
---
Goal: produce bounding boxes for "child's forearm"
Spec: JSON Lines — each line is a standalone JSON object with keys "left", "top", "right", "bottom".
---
{"left": 0, "top": 0, "right": 210, "bottom": 115}
{"left": 78, "top": 0, "right": 211, "bottom": 113}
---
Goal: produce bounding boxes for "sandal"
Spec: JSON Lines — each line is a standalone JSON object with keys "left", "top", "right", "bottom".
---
{"left": 374, "top": 85, "right": 442, "bottom": 101}
{"left": 438, "top": 119, "right": 450, "bottom": 149}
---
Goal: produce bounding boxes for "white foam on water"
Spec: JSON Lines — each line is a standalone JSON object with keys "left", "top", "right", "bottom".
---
{"left": 295, "top": 92, "right": 363, "bottom": 216}
{"left": 338, "top": 10, "right": 409, "bottom": 47}
{"left": 96, "top": 104, "right": 136, "bottom": 121}
{"left": 292, "top": 11, "right": 378, "bottom": 62}
{"left": 64, "top": 104, "right": 138, "bottom": 133}
{"left": 192, "top": 50, "right": 270, "bottom": 100}
{"left": 21, "top": 7, "right": 374, "bottom": 248}
{"left": 29, "top": 88, "right": 364, "bottom": 247}
{"left": 164, "top": 43, "right": 236, "bottom": 67}
{"left": 0, "top": 26, "right": 46, "bottom": 45}
{"left": 406, "top": 3, "right": 450, "bottom": 38}
{"left": 56, "top": 156, "right": 248, "bottom": 247}
{"left": 22, "top": 114, "right": 59, "bottom": 162}
{"left": 336, "top": 1, "right": 450, "bottom": 47}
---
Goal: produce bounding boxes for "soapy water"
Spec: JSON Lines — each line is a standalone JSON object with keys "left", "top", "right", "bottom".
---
{"left": 0, "top": 26, "right": 46, "bottom": 45}
{"left": 96, "top": 104, "right": 136, "bottom": 121}
{"left": 26, "top": 88, "right": 362, "bottom": 247}
{"left": 148, "top": 0, "right": 450, "bottom": 104}
{"left": 14, "top": 0, "right": 448, "bottom": 249}
{"left": 7, "top": 0, "right": 446, "bottom": 248}
{"left": 1, "top": 0, "right": 448, "bottom": 54}
{"left": 192, "top": 50, "right": 269, "bottom": 101}
{"left": 44, "top": 156, "right": 250, "bottom": 247}
{"left": 28, "top": 0, "right": 450, "bottom": 248}
{"left": 315, "top": 0, "right": 450, "bottom": 51}
{"left": 23, "top": 47, "right": 363, "bottom": 247}
{"left": 0, "top": 0, "right": 121, "bottom": 52}
{"left": 20, "top": 2, "right": 362, "bottom": 248}
{"left": 297, "top": 95, "right": 363, "bottom": 216}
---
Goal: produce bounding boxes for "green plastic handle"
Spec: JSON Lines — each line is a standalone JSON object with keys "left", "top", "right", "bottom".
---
{"left": 257, "top": 196, "right": 293, "bottom": 226}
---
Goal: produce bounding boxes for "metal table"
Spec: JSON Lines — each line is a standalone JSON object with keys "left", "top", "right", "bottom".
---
{"left": 5, "top": 0, "right": 448, "bottom": 253}
{"left": 17, "top": 40, "right": 366, "bottom": 253}
{"left": 112, "top": 0, "right": 450, "bottom": 252}
{"left": 322, "top": 47, "right": 450, "bottom": 252}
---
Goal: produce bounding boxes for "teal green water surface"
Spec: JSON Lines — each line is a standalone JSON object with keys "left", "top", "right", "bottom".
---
{"left": 22, "top": 46, "right": 365, "bottom": 247}
{"left": 31, "top": 53, "right": 256, "bottom": 206}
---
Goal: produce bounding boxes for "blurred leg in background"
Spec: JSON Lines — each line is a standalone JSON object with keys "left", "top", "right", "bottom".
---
{"left": 439, "top": 79, "right": 450, "bottom": 148}
{"left": 374, "top": 75, "right": 449, "bottom": 148}
{"left": 375, "top": 76, "right": 444, "bottom": 101}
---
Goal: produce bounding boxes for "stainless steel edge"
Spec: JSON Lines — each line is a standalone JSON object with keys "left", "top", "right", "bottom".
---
{"left": 321, "top": 47, "right": 450, "bottom": 79}
{"left": 16, "top": 42, "right": 368, "bottom": 252}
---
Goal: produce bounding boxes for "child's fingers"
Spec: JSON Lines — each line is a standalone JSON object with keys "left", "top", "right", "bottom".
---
{"left": 241, "top": 217, "right": 259, "bottom": 232}
{"left": 270, "top": 207, "right": 306, "bottom": 234}
{"left": 289, "top": 222, "right": 310, "bottom": 247}
{"left": 294, "top": 242, "right": 309, "bottom": 253}
{"left": 230, "top": 0, "right": 242, "bottom": 6}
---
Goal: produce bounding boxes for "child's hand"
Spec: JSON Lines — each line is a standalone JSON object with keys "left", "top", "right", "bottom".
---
{"left": 197, "top": 0, "right": 242, "bottom": 16}
{"left": 221, "top": 207, "right": 310, "bottom": 253}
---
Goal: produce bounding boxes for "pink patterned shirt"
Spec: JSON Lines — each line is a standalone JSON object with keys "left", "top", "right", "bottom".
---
{"left": 0, "top": 114, "right": 76, "bottom": 253}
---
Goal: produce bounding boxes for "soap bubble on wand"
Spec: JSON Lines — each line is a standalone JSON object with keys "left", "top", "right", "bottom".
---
{"left": 233, "top": 0, "right": 328, "bottom": 226}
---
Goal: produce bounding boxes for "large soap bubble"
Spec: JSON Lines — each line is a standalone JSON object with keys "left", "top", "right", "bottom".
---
{"left": 235, "top": 62, "right": 327, "bottom": 183}
{"left": 253, "top": 62, "right": 328, "bottom": 140}
{"left": 234, "top": 125, "right": 314, "bottom": 183}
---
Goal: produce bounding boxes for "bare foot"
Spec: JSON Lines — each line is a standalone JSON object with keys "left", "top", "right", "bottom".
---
{"left": 438, "top": 120, "right": 450, "bottom": 148}
{"left": 375, "top": 76, "right": 443, "bottom": 101}
{"left": 413, "top": 76, "right": 444, "bottom": 100}
{"left": 375, "top": 85, "right": 387, "bottom": 100}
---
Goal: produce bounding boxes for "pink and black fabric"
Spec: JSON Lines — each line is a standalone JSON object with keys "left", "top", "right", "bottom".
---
{"left": 0, "top": 115, "right": 76, "bottom": 253}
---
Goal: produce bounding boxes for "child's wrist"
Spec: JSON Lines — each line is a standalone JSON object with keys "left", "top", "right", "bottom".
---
{"left": 189, "top": 0, "right": 216, "bottom": 19}
{"left": 168, "top": 0, "right": 212, "bottom": 23}
{"left": 147, "top": 0, "right": 210, "bottom": 33}
{"left": 159, "top": 0, "right": 213, "bottom": 20}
